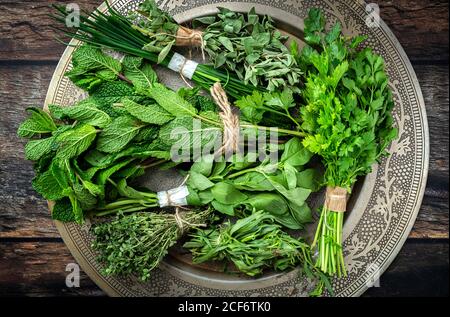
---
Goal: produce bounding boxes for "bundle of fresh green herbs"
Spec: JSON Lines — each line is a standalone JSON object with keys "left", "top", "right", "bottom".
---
{"left": 95, "top": 138, "right": 321, "bottom": 230}
{"left": 184, "top": 210, "right": 330, "bottom": 295}
{"left": 18, "top": 1, "right": 399, "bottom": 296}
{"left": 92, "top": 208, "right": 212, "bottom": 281}
{"left": 295, "top": 9, "right": 398, "bottom": 277}
{"left": 192, "top": 7, "right": 302, "bottom": 91}
{"left": 51, "top": 2, "right": 258, "bottom": 99}
{"left": 17, "top": 49, "right": 170, "bottom": 224}
{"left": 120, "top": 0, "right": 303, "bottom": 91}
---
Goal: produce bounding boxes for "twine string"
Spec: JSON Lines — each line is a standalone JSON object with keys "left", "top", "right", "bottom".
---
{"left": 178, "top": 57, "right": 194, "bottom": 88}
{"left": 210, "top": 82, "right": 240, "bottom": 157}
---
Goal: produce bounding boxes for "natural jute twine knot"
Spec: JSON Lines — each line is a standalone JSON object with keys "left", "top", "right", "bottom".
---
{"left": 324, "top": 186, "right": 348, "bottom": 212}
{"left": 173, "top": 207, "right": 207, "bottom": 235}
{"left": 210, "top": 82, "right": 240, "bottom": 157}
{"left": 175, "top": 26, "right": 206, "bottom": 60}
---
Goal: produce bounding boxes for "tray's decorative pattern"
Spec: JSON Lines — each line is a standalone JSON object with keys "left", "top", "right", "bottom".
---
{"left": 45, "top": 0, "right": 428, "bottom": 297}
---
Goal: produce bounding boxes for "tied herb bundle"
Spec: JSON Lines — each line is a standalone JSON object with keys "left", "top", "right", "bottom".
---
{"left": 184, "top": 138, "right": 321, "bottom": 230}
{"left": 130, "top": 0, "right": 303, "bottom": 91}
{"left": 94, "top": 137, "right": 321, "bottom": 231}
{"left": 51, "top": 2, "right": 257, "bottom": 99}
{"left": 92, "top": 208, "right": 212, "bottom": 281}
{"left": 192, "top": 7, "right": 302, "bottom": 91}
{"left": 184, "top": 210, "right": 331, "bottom": 295}
{"left": 296, "top": 9, "right": 398, "bottom": 277}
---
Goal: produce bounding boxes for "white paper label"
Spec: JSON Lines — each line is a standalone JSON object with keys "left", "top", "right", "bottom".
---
{"left": 157, "top": 185, "right": 189, "bottom": 207}
{"left": 167, "top": 52, "right": 198, "bottom": 79}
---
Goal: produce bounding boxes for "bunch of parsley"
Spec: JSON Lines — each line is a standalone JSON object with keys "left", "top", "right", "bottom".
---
{"left": 295, "top": 9, "right": 398, "bottom": 277}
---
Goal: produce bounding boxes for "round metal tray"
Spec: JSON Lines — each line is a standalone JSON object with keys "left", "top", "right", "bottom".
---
{"left": 44, "top": 0, "right": 429, "bottom": 297}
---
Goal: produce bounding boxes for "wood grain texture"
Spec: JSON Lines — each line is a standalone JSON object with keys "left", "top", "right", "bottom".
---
{"left": 377, "top": 0, "right": 449, "bottom": 62}
{"left": 0, "top": 239, "right": 446, "bottom": 296}
{"left": 0, "top": 241, "right": 104, "bottom": 297}
{"left": 2, "top": 64, "right": 445, "bottom": 238}
{"left": 0, "top": 0, "right": 448, "bottom": 62}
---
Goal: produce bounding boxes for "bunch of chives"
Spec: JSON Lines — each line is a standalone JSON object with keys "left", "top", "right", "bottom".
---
{"left": 51, "top": 3, "right": 261, "bottom": 99}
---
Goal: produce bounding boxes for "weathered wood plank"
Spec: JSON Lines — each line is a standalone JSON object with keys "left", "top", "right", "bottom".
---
{"left": 363, "top": 239, "right": 449, "bottom": 297}
{"left": 0, "top": 0, "right": 99, "bottom": 62}
{"left": 0, "top": 239, "right": 446, "bottom": 296}
{"left": 0, "top": 0, "right": 447, "bottom": 62}
{"left": 377, "top": 0, "right": 449, "bottom": 62}
{"left": 0, "top": 64, "right": 448, "bottom": 238}
{"left": 0, "top": 241, "right": 105, "bottom": 296}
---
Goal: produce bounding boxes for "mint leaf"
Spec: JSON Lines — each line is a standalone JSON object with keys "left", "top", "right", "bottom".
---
{"left": 18, "top": 107, "right": 57, "bottom": 138}
{"left": 122, "top": 98, "right": 173, "bottom": 125}
{"left": 55, "top": 124, "right": 97, "bottom": 159}
{"left": 123, "top": 56, "right": 158, "bottom": 90}
{"left": 32, "top": 168, "right": 66, "bottom": 200}
{"left": 96, "top": 116, "right": 145, "bottom": 153}
{"left": 147, "top": 83, "right": 197, "bottom": 117}
{"left": 48, "top": 103, "right": 111, "bottom": 128}
{"left": 51, "top": 198, "right": 76, "bottom": 222}
{"left": 89, "top": 81, "right": 145, "bottom": 110}
{"left": 67, "top": 45, "right": 121, "bottom": 75}
{"left": 24, "top": 137, "right": 55, "bottom": 161}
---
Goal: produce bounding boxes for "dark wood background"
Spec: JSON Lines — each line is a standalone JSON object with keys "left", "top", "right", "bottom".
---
{"left": 0, "top": 0, "right": 448, "bottom": 297}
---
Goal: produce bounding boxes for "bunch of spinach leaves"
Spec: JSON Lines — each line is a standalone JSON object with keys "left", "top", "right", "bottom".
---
{"left": 185, "top": 138, "right": 322, "bottom": 230}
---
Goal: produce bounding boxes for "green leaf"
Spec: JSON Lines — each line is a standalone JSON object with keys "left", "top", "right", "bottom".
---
{"left": 188, "top": 171, "right": 215, "bottom": 191}
{"left": 218, "top": 36, "right": 234, "bottom": 51}
{"left": 296, "top": 168, "right": 322, "bottom": 192}
{"left": 158, "top": 41, "right": 174, "bottom": 64}
{"left": 51, "top": 198, "right": 76, "bottom": 222}
{"left": 24, "top": 137, "right": 55, "bottom": 161}
{"left": 211, "top": 182, "right": 247, "bottom": 205}
{"left": 245, "top": 193, "right": 289, "bottom": 216}
{"left": 96, "top": 159, "right": 134, "bottom": 189}
{"left": 55, "top": 124, "right": 97, "bottom": 159}
{"left": 211, "top": 200, "right": 235, "bottom": 216}
{"left": 283, "top": 163, "right": 298, "bottom": 190}
{"left": 329, "top": 61, "right": 349, "bottom": 88}
{"left": 190, "top": 155, "right": 214, "bottom": 176}
{"left": 89, "top": 81, "right": 144, "bottom": 109}
{"left": 235, "top": 91, "right": 265, "bottom": 124}
{"left": 116, "top": 179, "right": 147, "bottom": 199}
{"left": 280, "top": 137, "right": 313, "bottom": 167}
{"left": 121, "top": 98, "right": 173, "bottom": 125}
{"left": 266, "top": 175, "right": 311, "bottom": 206}
{"left": 158, "top": 116, "right": 220, "bottom": 152}
{"left": 32, "top": 169, "right": 66, "bottom": 200}
{"left": 289, "top": 202, "right": 312, "bottom": 224}
{"left": 123, "top": 56, "right": 158, "bottom": 89}
{"left": 18, "top": 107, "right": 57, "bottom": 138}
{"left": 325, "top": 22, "right": 342, "bottom": 44}
{"left": 48, "top": 103, "right": 111, "bottom": 128}
{"left": 232, "top": 171, "right": 274, "bottom": 191}
{"left": 96, "top": 116, "right": 144, "bottom": 153}
{"left": 73, "top": 183, "right": 97, "bottom": 211}
{"left": 265, "top": 88, "right": 295, "bottom": 110}
{"left": 147, "top": 83, "right": 197, "bottom": 117}
{"left": 69, "top": 45, "right": 121, "bottom": 75}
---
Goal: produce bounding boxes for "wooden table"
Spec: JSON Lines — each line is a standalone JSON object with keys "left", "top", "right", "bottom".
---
{"left": 0, "top": 0, "right": 448, "bottom": 297}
